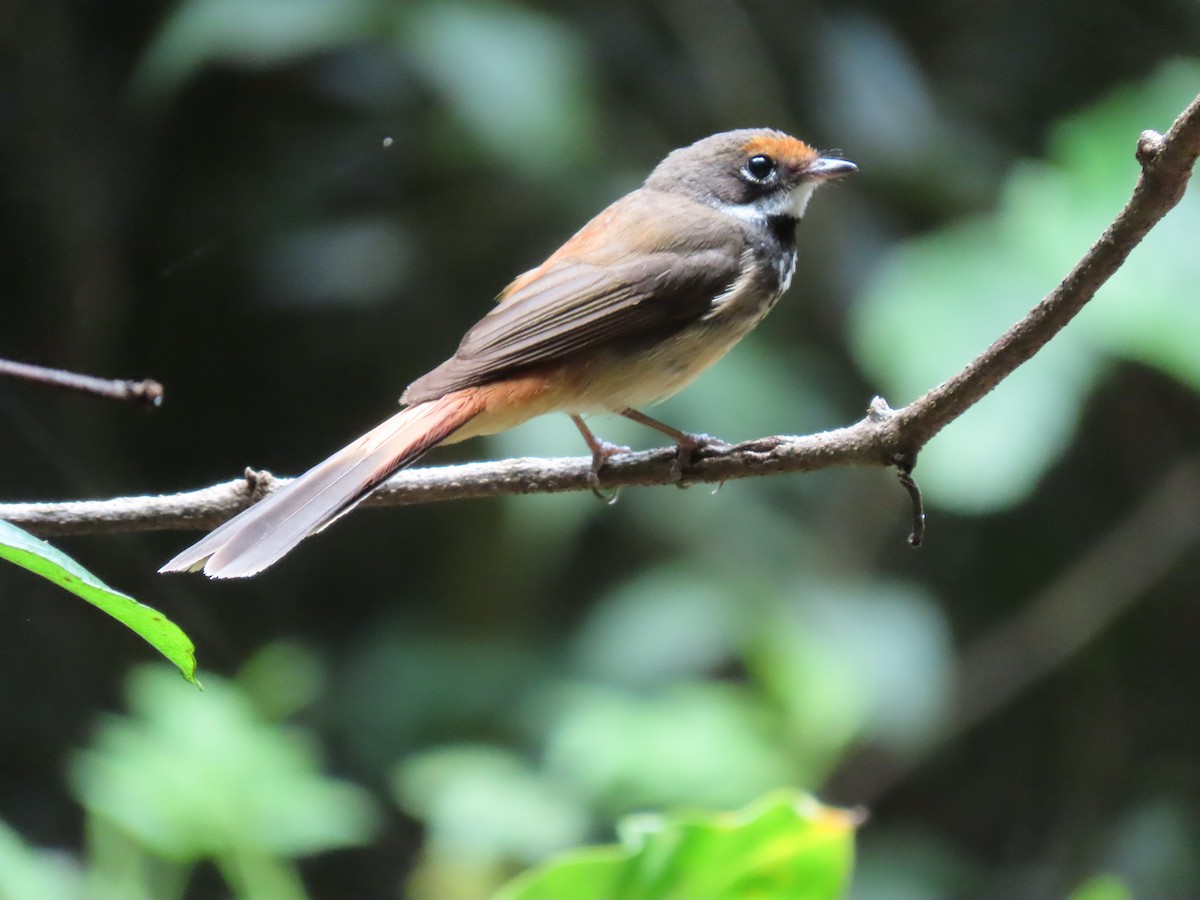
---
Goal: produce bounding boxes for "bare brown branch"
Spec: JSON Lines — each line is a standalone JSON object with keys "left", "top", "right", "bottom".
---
{"left": 0, "top": 358, "right": 163, "bottom": 407}
{"left": 2, "top": 91, "right": 1198, "bottom": 539}
{"left": 884, "top": 96, "right": 1200, "bottom": 456}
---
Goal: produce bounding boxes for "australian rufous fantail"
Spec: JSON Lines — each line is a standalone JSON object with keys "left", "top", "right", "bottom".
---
{"left": 162, "top": 129, "right": 856, "bottom": 577}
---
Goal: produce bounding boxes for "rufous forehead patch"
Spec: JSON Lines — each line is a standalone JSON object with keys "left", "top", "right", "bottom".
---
{"left": 741, "top": 132, "right": 818, "bottom": 167}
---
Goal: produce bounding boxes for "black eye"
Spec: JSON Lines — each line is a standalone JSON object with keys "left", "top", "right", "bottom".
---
{"left": 745, "top": 154, "right": 776, "bottom": 181}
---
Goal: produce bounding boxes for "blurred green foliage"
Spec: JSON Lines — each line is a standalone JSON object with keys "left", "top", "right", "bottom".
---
{"left": 0, "top": 819, "right": 84, "bottom": 900}
{"left": 853, "top": 60, "right": 1200, "bottom": 512}
{"left": 69, "top": 661, "right": 378, "bottom": 899}
{"left": 133, "top": 0, "right": 599, "bottom": 173}
{"left": 0, "top": 654, "right": 378, "bottom": 900}
{"left": 2, "top": 1, "right": 1200, "bottom": 899}
{"left": 131, "top": 0, "right": 378, "bottom": 103}
{"left": 1067, "top": 874, "right": 1133, "bottom": 900}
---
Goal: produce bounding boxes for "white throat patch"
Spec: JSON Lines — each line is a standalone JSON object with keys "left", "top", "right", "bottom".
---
{"left": 718, "top": 182, "right": 818, "bottom": 225}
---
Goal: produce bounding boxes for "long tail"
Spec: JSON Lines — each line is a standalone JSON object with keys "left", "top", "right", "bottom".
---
{"left": 160, "top": 392, "right": 485, "bottom": 578}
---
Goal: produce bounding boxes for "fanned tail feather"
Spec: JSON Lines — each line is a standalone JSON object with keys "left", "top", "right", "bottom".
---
{"left": 159, "top": 393, "right": 484, "bottom": 578}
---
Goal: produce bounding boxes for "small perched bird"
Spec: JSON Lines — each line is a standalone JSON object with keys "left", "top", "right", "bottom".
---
{"left": 162, "top": 129, "right": 856, "bottom": 578}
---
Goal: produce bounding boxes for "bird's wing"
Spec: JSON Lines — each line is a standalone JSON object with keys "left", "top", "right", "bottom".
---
{"left": 402, "top": 192, "right": 744, "bottom": 403}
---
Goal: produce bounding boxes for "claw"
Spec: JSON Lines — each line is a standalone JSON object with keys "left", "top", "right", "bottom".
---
{"left": 587, "top": 437, "right": 630, "bottom": 502}
{"left": 616, "top": 408, "right": 731, "bottom": 488}
{"left": 571, "top": 411, "right": 730, "bottom": 498}
{"left": 571, "top": 415, "right": 629, "bottom": 503}
{"left": 670, "top": 432, "right": 732, "bottom": 487}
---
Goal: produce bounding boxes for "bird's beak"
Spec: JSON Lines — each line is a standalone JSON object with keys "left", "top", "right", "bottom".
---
{"left": 808, "top": 157, "right": 858, "bottom": 181}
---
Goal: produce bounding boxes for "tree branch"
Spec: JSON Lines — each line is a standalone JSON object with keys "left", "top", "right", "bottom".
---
{"left": 3, "top": 92, "right": 1198, "bottom": 539}
{"left": 0, "top": 358, "right": 163, "bottom": 407}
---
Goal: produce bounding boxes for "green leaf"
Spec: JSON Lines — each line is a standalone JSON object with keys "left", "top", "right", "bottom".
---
{"left": 493, "top": 790, "right": 860, "bottom": 900}
{"left": 0, "top": 519, "right": 197, "bottom": 684}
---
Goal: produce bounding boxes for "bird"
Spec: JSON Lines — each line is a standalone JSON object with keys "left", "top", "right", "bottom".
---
{"left": 161, "top": 128, "right": 856, "bottom": 578}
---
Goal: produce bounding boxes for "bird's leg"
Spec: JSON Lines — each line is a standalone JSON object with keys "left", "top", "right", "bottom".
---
{"left": 570, "top": 415, "right": 629, "bottom": 502}
{"left": 618, "top": 408, "right": 731, "bottom": 486}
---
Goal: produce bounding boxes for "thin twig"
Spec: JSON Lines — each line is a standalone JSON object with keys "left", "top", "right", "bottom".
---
{"left": 0, "top": 358, "right": 163, "bottom": 407}
{"left": 2, "top": 91, "right": 1198, "bottom": 538}
{"left": 895, "top": 469, "right": 925, "bottom": 547}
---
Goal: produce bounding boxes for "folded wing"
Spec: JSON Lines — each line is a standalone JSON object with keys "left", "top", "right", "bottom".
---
{"left": 403, "top": 192, "right": 743, "bottom": 403}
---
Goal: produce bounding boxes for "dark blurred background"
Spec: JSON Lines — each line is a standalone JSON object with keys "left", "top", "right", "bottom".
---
{"left": 2, "top": 1, "right": 1200, "bottom": 898}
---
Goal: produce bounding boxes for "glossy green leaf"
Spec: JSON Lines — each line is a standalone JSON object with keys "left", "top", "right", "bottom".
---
{"left": 494, "top": 790, "right": 860, "bottom": 900}
{"left": 0, "top": 519, "right": 197, "bottom": 684}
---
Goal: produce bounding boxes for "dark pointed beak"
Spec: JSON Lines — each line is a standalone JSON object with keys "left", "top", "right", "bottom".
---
{"left": 809, "top": 157, "right": 858, "bottom": 181}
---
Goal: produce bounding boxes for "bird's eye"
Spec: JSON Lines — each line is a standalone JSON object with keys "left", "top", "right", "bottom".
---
{"left": 745, "top": 154, "right": 776, "bottom": 181}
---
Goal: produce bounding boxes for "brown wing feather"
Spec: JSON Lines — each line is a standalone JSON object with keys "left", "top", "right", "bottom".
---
{"left": 402, "top": 191, "right": 744, "bottom": 404}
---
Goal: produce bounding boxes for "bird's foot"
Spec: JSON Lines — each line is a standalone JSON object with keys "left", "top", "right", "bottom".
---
{"left": 588, "top": 438, "right": 630, "bottom": 503}
{"left": 671, "top": 432, "right": 731, "bottom": 486}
